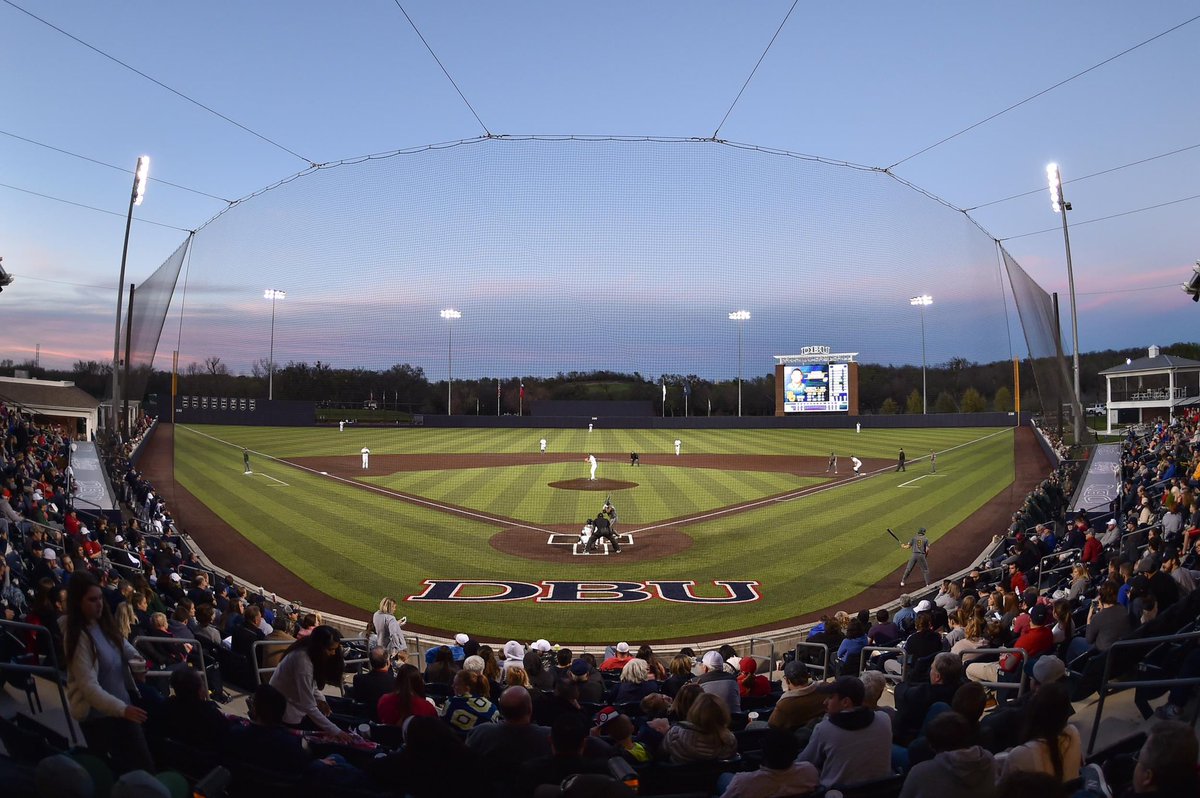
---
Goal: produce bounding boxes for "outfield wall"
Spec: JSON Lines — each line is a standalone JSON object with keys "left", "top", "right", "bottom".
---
{"left": 415, "top": 411, "right": 1023, "bottom": 430}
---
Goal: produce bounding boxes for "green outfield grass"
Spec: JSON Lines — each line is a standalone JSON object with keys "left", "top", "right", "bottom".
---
{"left": 173, "top": 424, "right": 1016, "bottom": 642}
{"left": 366, "top": 462, "right": 822, "bottom": 525}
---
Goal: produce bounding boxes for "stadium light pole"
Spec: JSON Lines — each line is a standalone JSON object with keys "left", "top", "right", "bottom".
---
{"left": 441, "top": 309, "right": 461, "bottom": 414}
{"left": 263, "top": 289, "right": 286, "bottom": 400}
{"left": 909, "top": 295, "right": 933, "bottom": 414}
{"left": 1047, "top": 163, "right": 1084, "bottom": 443}
{"left": 110, "top": 155, "right": 150, "bottom": 440}
{"left": 729, "top": 310, "right": 750, "bottom": 417}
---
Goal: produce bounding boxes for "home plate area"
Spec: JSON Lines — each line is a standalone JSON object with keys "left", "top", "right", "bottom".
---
{"left": 546, "top": 530, "right": 635, "bottom": 556}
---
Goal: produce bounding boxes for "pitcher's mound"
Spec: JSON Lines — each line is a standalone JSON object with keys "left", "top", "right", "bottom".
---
{"left": 548, "top": 478, "right": 638, "bottom": 491}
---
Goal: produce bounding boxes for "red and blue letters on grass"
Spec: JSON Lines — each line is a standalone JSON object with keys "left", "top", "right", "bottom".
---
{"left": 407, "top": 580, "right": 761, "bottom": 603}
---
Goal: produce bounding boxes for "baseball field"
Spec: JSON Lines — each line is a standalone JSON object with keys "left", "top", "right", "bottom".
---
{"left": 163, "top": 423, "right": 1033, "bottom": 643}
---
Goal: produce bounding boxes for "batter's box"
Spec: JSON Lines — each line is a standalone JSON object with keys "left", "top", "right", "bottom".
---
{"left": 545, "top": 532, "right": 634, "bottom": 555}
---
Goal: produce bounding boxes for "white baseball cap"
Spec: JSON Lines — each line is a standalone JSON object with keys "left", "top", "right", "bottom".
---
{"left": 915, "top": 600, "right": 932, "bottom": 612}
{"left": 455, "top": 633, "right": 470, "bottom": 646}
{"left": 702, "top": 651, "right": 724, "bottom": 670}
{"left": 615, "top": 642, "right": 630, "bottom": 653}
{"left": 532, "top": 638, "right": 552, "bottom": 653}
{"left": 43, "top": 548, "right": 57, "bottom": 560}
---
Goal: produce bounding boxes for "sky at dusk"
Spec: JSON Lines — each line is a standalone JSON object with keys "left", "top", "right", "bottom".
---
{"left": 2, "top": 2, "right": 1197, "bottom": 380}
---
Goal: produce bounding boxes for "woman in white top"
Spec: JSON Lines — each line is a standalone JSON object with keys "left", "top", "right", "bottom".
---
{"left": 997, "top": 683, "right": 1081, "bottom": 783}
{"left": 268, "top": 624, "right": 353, "bottom": 741}
{"left": 372, "top": 597, "right": 408, "bottom": 663}
{"left": 62, "top": 572, "right": 154, "bottom": 773}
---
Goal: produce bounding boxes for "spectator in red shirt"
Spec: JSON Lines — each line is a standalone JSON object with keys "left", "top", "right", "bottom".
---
{"left": 1081, "top": 528, "right": 1103, "bottom": 571}
{"left": 378, "top": 664, "right": 438, "bottom": 725}
{"left": 737, "top": 656, "right": 771, "bottom": 697}
{"left": 1008, "top": 563, "right": 1028, "bottom": 594}
{"left": 965, "top": 603, "right": 1054, "bottom": 684}
{"left": 600, "top": 641, "right": 634, "bottom": 672}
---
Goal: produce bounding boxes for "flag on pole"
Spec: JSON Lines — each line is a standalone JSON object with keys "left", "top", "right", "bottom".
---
{"left": 662, "top": 381, "right": 666, "bottom": 402}
{"left": 519, "top": 383, "right": 525, "bottom": 399}
{"left": 683, "top": 383, "right": 691, "bottom": 398}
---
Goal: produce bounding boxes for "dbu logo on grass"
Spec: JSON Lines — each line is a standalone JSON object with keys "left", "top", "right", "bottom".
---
{"left": 407, "top": 580, "right": 761, "bottom": 603}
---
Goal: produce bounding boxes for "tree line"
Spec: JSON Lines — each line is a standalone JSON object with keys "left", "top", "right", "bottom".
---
{"left": 3, "top": 341, "right": 1196, "bottom": 417}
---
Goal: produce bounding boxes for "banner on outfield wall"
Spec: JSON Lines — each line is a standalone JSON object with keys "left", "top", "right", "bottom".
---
{"left": 1068, "top": 443, "right": 1121, "bottom": 516}
{"left": 407, "top": 580, "right": 761, "bottom": 604}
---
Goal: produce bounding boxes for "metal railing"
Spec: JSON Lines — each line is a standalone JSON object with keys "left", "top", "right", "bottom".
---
{"left": 131, "top": 634, "right": 208, "bottom": 693}
{"left": 0, "top": 619, "right": 78, "bottom": 745}
{"left": 747, "top": 637, "right": 776, "bottom": 676}
{"left": 1087, "top": 630, "right": 1200, "bottom": 754}
{"left": 961, "top": 646, "right": 1029, "bottom": 697}
{"left": 792, "top": 641, "right": 829, "bottom": 680}
{"left": 1037, "top": 548, "right": 1081, "bottom": 592}
{"left": 859, "top": 646, "right": 904, "bottom": 684}
{"left": 253, "top": 636, "right": 371, "bottom": 696}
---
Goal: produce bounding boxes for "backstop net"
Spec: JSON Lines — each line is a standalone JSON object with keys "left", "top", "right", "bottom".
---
{"left": 140, "top": 136, "right": 1050, "bottom": 408}
{"left": 1002, "top": 245, "right": 1080, "bottom": 425}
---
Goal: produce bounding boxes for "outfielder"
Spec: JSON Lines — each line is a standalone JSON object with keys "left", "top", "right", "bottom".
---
{"left": 540, "top": 438, "right": 547, "bottom": 453}
{"left": 674, "top": 439, "right": 681, "bottom": 456}
{"left": 900, "top": 527, "right": 931, "bottom": 587}
{"left": 361, "top": 447, "right": 371, "bottom": 469}
{"left": 930, "top": 449, "right": 937, "bottom": 473}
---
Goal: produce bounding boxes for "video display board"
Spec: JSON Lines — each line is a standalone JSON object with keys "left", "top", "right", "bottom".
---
{"left": 783, "top": 362, "right": 850, "bottom": 412}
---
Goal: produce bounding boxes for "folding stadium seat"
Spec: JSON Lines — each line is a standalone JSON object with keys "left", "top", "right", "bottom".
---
{"left": 832, "top": 773, "right": 905, "bottom": 798}
{"left": 635, "top": 757, "right": 744, "bottom": 797}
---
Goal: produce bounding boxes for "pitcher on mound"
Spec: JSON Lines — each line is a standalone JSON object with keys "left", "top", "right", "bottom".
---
{"left": 586, "top": 453, "right": 597, "bottom": 481}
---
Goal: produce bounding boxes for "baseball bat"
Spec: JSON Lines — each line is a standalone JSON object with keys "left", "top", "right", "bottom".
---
{"left": 886, "top": 528, "right": 900, "bottom": 542}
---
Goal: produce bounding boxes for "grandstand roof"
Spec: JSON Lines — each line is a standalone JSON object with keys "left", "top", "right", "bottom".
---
{"left": 1099, "top": 353, "right": 1200, "bottom": 375}
{"left": 0, "top": 376, "right": 100, "bottom": 410}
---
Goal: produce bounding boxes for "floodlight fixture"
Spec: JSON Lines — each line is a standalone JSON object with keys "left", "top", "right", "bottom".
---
{"left": 133, "top": 156, "right": 150, "bottom": 206}
{"left": 441, "top": 309, "right": 462, "bottom": 413}
{"left": 1045, "top": 161, "right": 1083, "bottom": 442}
{"left": 909, "top": 295, "right": 933, "bottom": 413}
{"left": 728, "top": 310, "right": 750, "bottom": 416}
{"left": 264, "top": 288, "right": 286, "bottom": 399}
{"left": 1182, "top": 262, "right": 1200, "bottom": 303}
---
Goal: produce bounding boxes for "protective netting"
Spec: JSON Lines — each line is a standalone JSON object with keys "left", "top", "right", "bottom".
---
{"left": 155, "top": 137, "right": 1023, "bottom": 393}
{"left": 1001, "top": 245, "right": 1079, "bottom": 423}
{"left": 123, "top": 236, "right": 190, "bottom": 405}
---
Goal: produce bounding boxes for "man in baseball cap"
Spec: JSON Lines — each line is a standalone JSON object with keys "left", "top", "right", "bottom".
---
{"left": 799, "top": 676, "right": 892, "bottom": 787}
{"left": 696, "top": 650, "right": 740, "bottom": 714}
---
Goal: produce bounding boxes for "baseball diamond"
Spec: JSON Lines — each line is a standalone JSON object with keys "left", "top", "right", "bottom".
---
{"left": 153, "top": 422, "right": 1043, "bottom": 643}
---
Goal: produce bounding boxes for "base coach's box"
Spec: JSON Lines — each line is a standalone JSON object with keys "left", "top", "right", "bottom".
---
{"left": 174, "top": 396, "right": 314, "bottom": 426}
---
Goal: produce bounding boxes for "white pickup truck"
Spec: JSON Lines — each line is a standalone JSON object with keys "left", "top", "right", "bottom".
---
{"left": 1085, "top": 403, "right": 1107, "bottom": 416}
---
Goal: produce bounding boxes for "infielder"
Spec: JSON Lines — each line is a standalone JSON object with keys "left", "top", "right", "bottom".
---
{"left": 674, "top": 439, "right": 681, "bottom": 456}
{"left": 900, "top": 527, "right": 931, "bottom": 587}
{"left": 586, "top": 453, "right": 597, "bottom": 480}
{"left": 540, "top": 438, "right": 547, "bottom": 453}
{"left": 851, "top": 455, "right": 863, "bottom": 477}
{"left": 339, "top": 420, "right": 345, "bottom": 432}
{"left": 826, "top": 452, "right": 837, "bottom": 474}
{"left": 361, "top": 447, "right": 370, "bottom": 469}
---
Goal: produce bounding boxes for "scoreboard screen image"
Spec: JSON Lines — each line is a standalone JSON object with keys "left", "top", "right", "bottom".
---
{"left": 783, "top": 363, "right": 850, "bottom": 412}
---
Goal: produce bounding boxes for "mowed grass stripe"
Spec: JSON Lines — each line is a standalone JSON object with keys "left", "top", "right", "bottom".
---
{"left": 177, "top": 425, "right": 1017, "bottom": 640}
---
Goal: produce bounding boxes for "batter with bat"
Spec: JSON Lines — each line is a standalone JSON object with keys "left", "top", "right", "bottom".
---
{"left": 894, "top": 527, "right": 931, "bottom": 588}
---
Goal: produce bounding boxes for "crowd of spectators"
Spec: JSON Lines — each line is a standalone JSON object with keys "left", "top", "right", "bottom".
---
{"left": 3, "top": 401, "right": 1199, "bottom": 797}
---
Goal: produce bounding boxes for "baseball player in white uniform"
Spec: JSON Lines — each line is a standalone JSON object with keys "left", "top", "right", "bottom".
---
{"left": 540, "top": 438, "right": 547, "bottom": 453}
{"left": 674, "top": 439, "right": 681, "bottom": 456}
{"left": 851, "top": 455, "right": 863, "bottom": 476}
{"left": 361, "top": 447, "right": 370, "bottom": 469}
{"left": 586, "top": 454, "right": 597, "bottom": 480}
